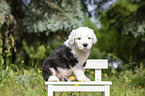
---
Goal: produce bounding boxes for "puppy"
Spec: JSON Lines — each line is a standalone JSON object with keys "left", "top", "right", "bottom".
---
{"left": 42, "top": 27, "right": 97, "bottom": 82}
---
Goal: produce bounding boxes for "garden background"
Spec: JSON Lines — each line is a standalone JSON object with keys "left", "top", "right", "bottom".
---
{"left": 0, "top": 0, "right": 145, "bottom": 96}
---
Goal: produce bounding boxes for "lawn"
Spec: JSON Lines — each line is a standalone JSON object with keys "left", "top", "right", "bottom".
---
{"left": 0, "top": 65, "right": 145, "bottom": 96}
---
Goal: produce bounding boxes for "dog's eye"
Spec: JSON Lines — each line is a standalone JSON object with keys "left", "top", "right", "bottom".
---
{"left": 88, "top": 37, "right": 91, "bottom": 39}
{"left": 78, "top": 38, "right": 81, "bottom": 40}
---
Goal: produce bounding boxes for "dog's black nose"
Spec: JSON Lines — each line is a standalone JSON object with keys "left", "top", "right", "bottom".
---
{"left": 83, "top": 43, "right": 88, "bottom": 47}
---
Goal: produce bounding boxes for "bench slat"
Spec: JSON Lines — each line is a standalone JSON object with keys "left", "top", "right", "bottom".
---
{"left": 45, "top": 81, "right": 112, "bottom": 85}
{"left": 85, "top": 59, "right": 108, "bottom": 69}
{"left": 51, "top": 86, "right": 105, "bottom": 92}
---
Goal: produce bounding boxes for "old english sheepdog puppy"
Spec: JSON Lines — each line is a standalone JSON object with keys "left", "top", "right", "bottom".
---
{"left": 42, "top": 27, "right": 97, "bottom": 82}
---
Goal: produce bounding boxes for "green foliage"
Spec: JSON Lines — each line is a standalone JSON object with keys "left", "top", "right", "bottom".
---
{"left": 119, "top": 63, "right": 145, "bottom": 88}
{"left": 0, "top": 66, "right": 46, "bottom": 96}
{"left": 89, "top": 47, "right": 105, "bottom": 59}
{"left": 23, "top": 0, "right": 85, "bottom": 33}
{"left": 0, "top": 0, "right": 11, "bottom": 25}
{"left": 0, "top": 0, "right": 15, "bottom": 67}
{"left": 123, "top": 1, "right": 145, "bottom": 37}
{"left": 99, "top": 0, "right": 145, "bottom": 63}
{"left": 132, "top": 63, "right": 145, "bottom": 87}
{"left": 0, "top": 0, "right": 145, "bottom": 95}
{"left": 98, "top": 27, "right": 139, "bottom": 63}
{"left": 84, "top": 17, "right": 105, "bottom": 59}
{"left": 0, "top": 35, "right": 4, "bottom": 69}
{"left": 85, "top": 17, "right": 99, "bottom": 32}
{"left": 100, "top": 0, "right": 138, "bottom": 29}
{"left": 19, "top": 39, "right": 63, "bottom": 68}
{"left": 23, "top": 41, "right": 46, "bottom": 60}
{"left": 9, "top": 0, "right": 87, "bottom": 67}
{"left": 0, "top": 63, "right": 145, "bottom": 96}
{"left": 20, "top": 41, "right": 47, "bottom": 68}
{"left": 80, "top": 0, "right": 114, "bottom": 17}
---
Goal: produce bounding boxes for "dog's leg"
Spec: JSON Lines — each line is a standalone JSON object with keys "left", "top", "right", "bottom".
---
{"left": 42, "top": 67, "right": 60, "bottom": 82}
{"left": 48, "top": 68, "right": 60, "bottom": 82}
{"left": 72, "top": 64, "right": 90, "bottom": 82}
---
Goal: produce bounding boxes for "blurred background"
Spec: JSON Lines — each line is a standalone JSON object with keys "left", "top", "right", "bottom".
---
{"left": 0, "top": 0, "right": 145, "bottom": 96}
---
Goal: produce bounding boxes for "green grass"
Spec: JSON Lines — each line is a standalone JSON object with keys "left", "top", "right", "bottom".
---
{"left": 0, "top": 66, "right": 145, "bottom": 96}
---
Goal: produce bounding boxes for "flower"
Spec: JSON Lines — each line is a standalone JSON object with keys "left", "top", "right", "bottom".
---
{"left": 78, "top": 80, "right": 82, "bottom": 82}
{"left": 91, "top": 71, "right": 94, "bottom": 74}
{"left": 74, "top": 92, "right": 77, "bottom": 94}
{"left": 84, "top": 69, "right": 86, "bottom": 72}
{"left": 38, "top": 70, "right": 42, "bottom": 73}
{"left": 75, "top": 84, "right": 79, "bottom": 86}
{"left": 129, "top": 80, "right": 131, "bottom": 83}
{"left": 139, "top": 86, "right": 142, "bottom": 88}
{"left": 104, "top": 73, "right": 107, "bottom": 77}
{"left": 21, "top": 60, "right": 24, "bottom": 63}
{"left": 70, "top": 76, "right": 75, "bottom": 80}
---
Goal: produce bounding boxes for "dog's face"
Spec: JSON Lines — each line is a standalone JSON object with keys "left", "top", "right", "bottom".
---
{"left": 68, "top": 27, "right": 97, "bottom": 50}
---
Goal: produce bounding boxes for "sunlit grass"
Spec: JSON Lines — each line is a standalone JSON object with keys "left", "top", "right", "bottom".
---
{"left": 0, "top": 66, "right": 145, "bottom": 96}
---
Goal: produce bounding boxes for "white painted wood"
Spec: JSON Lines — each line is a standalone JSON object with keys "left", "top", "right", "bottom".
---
{"left": 85, "top": 59, "right": 108, "bottom": 69}
{"left": 45, "top": 59, "right": 112, "bottom": 96}
{"left": 45, "top": 81, "right": 112, "bottom": 85}
{"left": 52, "top": 86, "right": 105, "bottom": 92}
{"left": 95, "top": 69, "right": 101, "bottom": 81}
{"left": 105, "top": 85, "right": 110, "bottom": 96}
{"left": 48, "top": 85, "right": 53, "bottom": 96}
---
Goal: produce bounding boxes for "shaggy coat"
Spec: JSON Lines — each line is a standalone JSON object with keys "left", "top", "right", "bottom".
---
{"left": 42, "top": 27, "right": 97, "bottom": 82}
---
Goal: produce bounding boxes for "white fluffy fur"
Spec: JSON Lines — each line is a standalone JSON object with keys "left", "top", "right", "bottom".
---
{"left": 64, "top": 27, "right": 97, "bottom": 82}
{"left": 66, "top": 27, "right": 97, "bottom": 49}
{"left": 49, "top": 27, "right": 97, "bottom": 82}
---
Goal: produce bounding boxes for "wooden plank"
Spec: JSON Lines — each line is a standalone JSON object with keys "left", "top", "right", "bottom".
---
{"left": 45, "top": 81, "right": 112, "bottom": 85}
{"left": 52, "top": 86, "right": 105, "bottom": 92}
{"left": 48, "top": 85, "right": 53, "bottom": 96}
{"left": 104, "top": 85, "right": 110, "bottom": 96}
{"left": 95, "top": 69, "right": 101, "bottom": 81}
{"left": 85, "top": 59, "right": 108, "bottom": 69}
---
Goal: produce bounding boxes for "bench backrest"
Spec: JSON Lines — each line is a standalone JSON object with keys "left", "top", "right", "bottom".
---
{"left": 85, "top": 59, "right": 108, "bottom": 81}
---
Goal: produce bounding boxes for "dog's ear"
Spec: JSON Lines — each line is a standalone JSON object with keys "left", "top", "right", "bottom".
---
{"left": 92, "top": 31, "right": 97, "bottom": 44}
{"left": 68, "top": 30, "right": 76, "bottom": 45}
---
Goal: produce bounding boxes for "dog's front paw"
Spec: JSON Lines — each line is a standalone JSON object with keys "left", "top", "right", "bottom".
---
{"left": 78, "top": 76, "right": 90, "bottom": 82}
{"left": 48, "top": 76, "right": 60, "bottom": 82}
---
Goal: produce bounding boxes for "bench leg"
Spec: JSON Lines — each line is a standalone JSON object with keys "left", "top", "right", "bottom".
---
{"left": 104, "top": 85, "right": 110, "bottom": 96}
{"left": 48, "top": 85, "right": 53, "bottom": 96}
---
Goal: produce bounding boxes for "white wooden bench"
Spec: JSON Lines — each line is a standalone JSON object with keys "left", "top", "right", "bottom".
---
{"left": 45, "top": 59, "right": 112, "bottom": 96}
